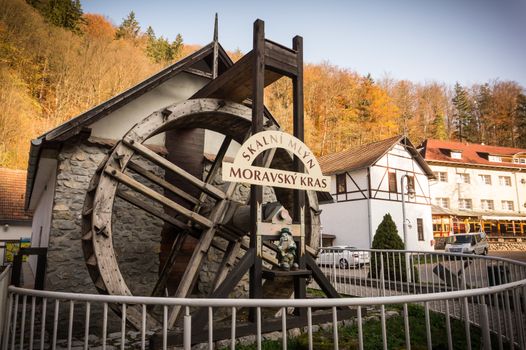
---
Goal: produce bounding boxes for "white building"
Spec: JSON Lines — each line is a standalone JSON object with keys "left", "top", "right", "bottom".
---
{"left": 420, "top": 139, "right": 526, "bottom": 238}
{"left": 319, "top": 136, "right": 435, "bottom": 251}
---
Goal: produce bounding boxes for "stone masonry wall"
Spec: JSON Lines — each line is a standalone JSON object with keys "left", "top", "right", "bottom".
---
{"left": 47, "top": 140, "right": 164, "bottom": 295}
{"left": 46, "top": 139, "right": 164, "bottom": 334}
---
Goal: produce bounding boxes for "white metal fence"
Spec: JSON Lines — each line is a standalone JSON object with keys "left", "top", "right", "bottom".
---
{"left": 1, "top": 249, "right": 526, "bottom": 350}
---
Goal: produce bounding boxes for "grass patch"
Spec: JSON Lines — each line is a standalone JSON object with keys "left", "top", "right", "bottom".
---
{"left": 219, "top": 304, "right": 503, "bottom": 349}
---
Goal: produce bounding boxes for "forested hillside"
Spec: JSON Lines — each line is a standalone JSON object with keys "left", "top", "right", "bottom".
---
{"left": 1, "top": 0, "right": 525, "bottom": 169}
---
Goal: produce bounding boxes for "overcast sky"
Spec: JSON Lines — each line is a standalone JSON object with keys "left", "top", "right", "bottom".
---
{"left": 81, "top": 0, "right": 526, "bottom": 87}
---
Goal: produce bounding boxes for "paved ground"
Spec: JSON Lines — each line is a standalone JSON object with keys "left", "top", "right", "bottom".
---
{"left": 489, "top": 250, "right": 526, "bottom": 263}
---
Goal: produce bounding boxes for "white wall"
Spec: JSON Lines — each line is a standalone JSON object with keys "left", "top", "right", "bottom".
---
{"left": 320, "top": 142, "right": 434, "bottom": 251}
{"left": 0, "top": 223, "right": 31, "bottom": 241}
{"left": 28, "top": 159, "right": 57, "bottom": 272}
{"left": 370, "top": 200, "right": 434, "bottom": 251}
{"left": 321, "top": 200, "right": 370, "bottom": 249}
{"left": 430, "top": 164, "right": 526, "bottom": 213}
{"left": 0, "top": 223, "right": 32, "bottom": 265}
{"left": 90, "top": 73, "right": 210, "bottom": 145}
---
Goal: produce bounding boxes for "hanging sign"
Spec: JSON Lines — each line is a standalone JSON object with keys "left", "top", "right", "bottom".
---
{"left": 222, "top": 130, "right": 331, "bottom": 191}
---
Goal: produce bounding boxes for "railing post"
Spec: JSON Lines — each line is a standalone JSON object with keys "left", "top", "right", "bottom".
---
{"left": 0, "top": 266, "right": 12, "bottom": 350}
{"left": 479, "top": 303, "right": 491, "bottom": 350}
{"left": 184, "top": 306, "right": 191, "bottom": 350}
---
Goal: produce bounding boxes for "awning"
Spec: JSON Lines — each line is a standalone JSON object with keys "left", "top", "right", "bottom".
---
{"left": 481, "top": 215, "right": 526, "bottom": 221}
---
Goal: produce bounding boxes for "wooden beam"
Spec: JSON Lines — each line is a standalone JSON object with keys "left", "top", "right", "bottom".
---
{"left": 116, "top": 189, "right": 189, "bottom": 230}
{"left": 127, "top": 160, "right": 200, "bottom": 206}
{"left": 124, "top": 139, "right": 226, "bottom": 201}
{"left": 105, "top": 166, "right": 213, "bottom": 228}
{"left": 167, "top": 180, "right": 240, "bottom": 327}
{"left": 212, "top": 240, "right": 242, "bottom": 290}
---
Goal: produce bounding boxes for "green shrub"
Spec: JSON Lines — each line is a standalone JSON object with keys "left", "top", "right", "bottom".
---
{"left": 369, "top": 214, "right": 417, "bottom": 282}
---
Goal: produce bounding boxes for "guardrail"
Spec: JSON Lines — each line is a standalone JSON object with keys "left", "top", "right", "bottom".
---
{"left": 1, "top": 250, "right": 525, "bottom": 350}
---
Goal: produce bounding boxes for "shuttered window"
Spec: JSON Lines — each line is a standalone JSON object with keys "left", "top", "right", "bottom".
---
{"left": 417, "top": 218, "right": 424, "bottom": 241}
{"left": 336, "top": 173, "right": 346, "bottom": 194}
{"left": 388, "top": 172, "right": 397, "bottom": 192}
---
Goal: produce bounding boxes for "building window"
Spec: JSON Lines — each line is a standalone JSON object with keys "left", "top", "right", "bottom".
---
{"left": 499, "top": 176, "right": 512, "bottom": 186}
{"left": 513, "top": 157, "right": 526, "bottom": 164}
{"left": 435, "top": 172, "right": 448, "bottom": 182}
{"left": 488, "top": 155, "right": 502, "bottom": 162}
{"left": 478, "top": 174, "right": 491, "bottom": 185}
{"left": 417, "top": 218, "right": 424, "bottom": 241}
{"left": 406, "top": 175, "right": 415, "bottom": 192}
{"left": 458, "top": 198, "right": 472, "bottom": 210}
{"left": 457, "top": 173, "right": 470, "bottom": 184}
{"left": 336, "top": 173, "right": 346, "bottom": 194}
{"left": 502, "top": 200, "right": 514, "bottom": 211}
{"left": 435, "top": 198, "right": 450, "bottom": 208}
{"left": 450, "top": 151, "right": 462, "bottom": 159}
{"left": 480, "top": 199, "right": 494, "bottom": 210}
{"left": 388, "top": 172, "right": 397, "bottom": 192}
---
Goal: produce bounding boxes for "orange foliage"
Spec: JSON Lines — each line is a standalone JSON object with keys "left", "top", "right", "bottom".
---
{"left": 81, "top": 14, "right": 115, "bottom": 40}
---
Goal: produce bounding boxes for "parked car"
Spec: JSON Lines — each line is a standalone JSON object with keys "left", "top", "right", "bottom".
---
{"left": 317, "top": 246, "right": 370, "bottom": 269}
{"left": 444, "top": 232, "right": 489, "bottom": 255}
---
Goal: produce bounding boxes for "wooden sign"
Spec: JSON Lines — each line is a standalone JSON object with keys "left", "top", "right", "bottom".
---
{"left": 222, "top": 130, "right": 331, "bottom": 191}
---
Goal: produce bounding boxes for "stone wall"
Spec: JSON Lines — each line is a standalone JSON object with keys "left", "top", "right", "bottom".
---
{"left": 47, "top": 139, "right": 164, "bottom": 295}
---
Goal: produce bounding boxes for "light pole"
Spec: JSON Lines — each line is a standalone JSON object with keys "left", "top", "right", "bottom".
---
{"left": 401, "top": 174, "right": 416, "bottom": 250}
{"left": 401, "top": 174, "right": 415, "bottom": 287}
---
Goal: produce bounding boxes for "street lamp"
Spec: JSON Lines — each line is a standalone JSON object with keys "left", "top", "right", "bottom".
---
{"left": 401, "top": 174, "right": 416, "bottom": 250}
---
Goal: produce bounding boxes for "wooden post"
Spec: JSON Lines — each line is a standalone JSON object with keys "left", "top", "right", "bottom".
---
{"left": 292, "top": 35, "right": 306, "bottom": 309}
{"left": 249, "top": 19, "right": 265, "bottom": 319}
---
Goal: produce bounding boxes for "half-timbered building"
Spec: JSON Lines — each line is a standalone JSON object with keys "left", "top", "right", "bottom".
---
{"left": 319, "top": 136, "right": 435, "bottom": 250}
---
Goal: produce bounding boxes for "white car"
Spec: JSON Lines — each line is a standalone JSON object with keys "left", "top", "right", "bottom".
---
{"left": 317, "top": 246, "right": 370, "bottom": 269}
{"left": 444, "top": 232, "right": 489, "bottom": 255}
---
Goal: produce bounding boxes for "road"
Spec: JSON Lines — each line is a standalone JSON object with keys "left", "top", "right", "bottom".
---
{"left": 490, "top": 250, "right": 526, "bottom": 263}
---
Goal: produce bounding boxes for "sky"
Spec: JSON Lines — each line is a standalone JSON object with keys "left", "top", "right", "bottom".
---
{"left": 81, "top": 0, "right": 526, "bottom": 87}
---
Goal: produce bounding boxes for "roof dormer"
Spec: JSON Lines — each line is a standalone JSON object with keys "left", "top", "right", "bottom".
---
{"left": 488, "top": 154, "right": 502, "bottom": 163}
{"left": 450, "top": 150, "right": 462, "bottom": 159}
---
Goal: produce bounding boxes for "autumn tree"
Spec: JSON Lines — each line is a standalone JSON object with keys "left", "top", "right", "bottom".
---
{"left": 452, "top": 82, "right": 473, "bottom": 142}
{"left": 27, "top": 0, "right": 83, "bottom": 32}
{"left": 145, "top": 27, "right": 184, "bottom": 64}
{"left": 516, "top": 93, "right": 526, "bottom": 148}
{"left": 115, "top": 11, "right": 140, "bottom": 41}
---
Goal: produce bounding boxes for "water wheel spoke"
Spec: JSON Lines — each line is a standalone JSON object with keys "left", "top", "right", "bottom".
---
{"left": 123, "top": 139, "right": 226, "bottom": 200}
{"left": 105, "top": 165, "right": 213, "bottom": 228}
{"left": 115, "top": 189, "right": 190, "bottom": 231}
{"left": 127, "top": 160, "right": 200, "bottom": 206}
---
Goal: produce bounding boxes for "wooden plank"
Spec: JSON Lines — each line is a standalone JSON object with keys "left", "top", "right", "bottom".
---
{"left": 116, "top": 189, "right": 189, "bottom": 230}
{"left": 123, "top": 139, "right": 226, "bottom": 201}
{"left": 249, "top": 20, "right": 265, "bottom": 312}
{"left": 105, "top": 166, "right": 213, "bottom": 228}
{"left": 167, "top": 179, "right": 240, "bottom": 327}
{"left": 190, "top": 249, "right": 255, "bottom": 330}
{"left": 183, "top": 67, "right": 212, "bottom": 79}
{"left": 305, "top": 254, "right": 342, "bottom": 300}
{"left": 127, "top": 160, "right": 199, "bottom": 206}
{"left": 212, "top": 240, "right": 242, "bottom": 290}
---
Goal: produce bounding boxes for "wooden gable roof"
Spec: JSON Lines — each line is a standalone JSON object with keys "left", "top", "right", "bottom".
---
{"left": 319, "top": 135, "right": 434, "bottom": 177}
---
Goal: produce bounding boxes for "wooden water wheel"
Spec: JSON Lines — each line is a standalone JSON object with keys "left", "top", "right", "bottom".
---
{"left": 81, "top": 98, "right": 322, "bottom": 329}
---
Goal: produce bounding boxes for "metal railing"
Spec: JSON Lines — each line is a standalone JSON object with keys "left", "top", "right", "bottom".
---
{"left": 2, "top": 249, "right": 526, "bottom": 350}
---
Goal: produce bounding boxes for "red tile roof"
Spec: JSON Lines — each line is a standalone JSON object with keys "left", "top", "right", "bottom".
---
{"left": 421, "top": 139, "right": 526, "bottom": 169}
{"left": 0, "top": 168, "right": 33, "bottom": 222}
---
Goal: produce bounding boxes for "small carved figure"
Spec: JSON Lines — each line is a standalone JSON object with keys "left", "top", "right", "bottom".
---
{"left": 277, "top": 227, "right": 298, "bottom": 271}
